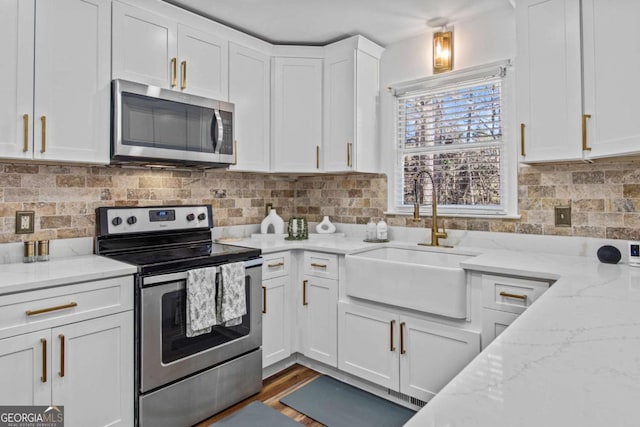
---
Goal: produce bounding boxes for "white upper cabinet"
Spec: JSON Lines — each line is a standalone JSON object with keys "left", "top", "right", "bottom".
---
{"left": 581, "top": 0, "right": 640, "bottom": 158}
{"left": 272, "top": 56, "right": 323, "bottom": 173}
{"left": 0, "top": 0, "right": 111, "bottom": 164}
{"left": 517, "top": 0, "right": 640, "bottom": 162}
{"left": 323, "top": 37, "right": 383, "bottom": 172}
{"left": 516, "top": 0, "right": 583, "bottom": 163}
{"left": 112, "top": 1, "right": 176, "bottom": 89}
{"left": 177, "top": 24, "right": 228, "bottom": 100}
{"left": 112, "top": 1, "right": 229, "bottom": 100}
{"left": 229, "top": 43, "right": 271, "bottom": 172}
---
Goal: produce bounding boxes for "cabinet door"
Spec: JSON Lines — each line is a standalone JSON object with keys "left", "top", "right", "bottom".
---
{"left": 262, "top": 276, "right": 291, "bottom": 367}
{"left": 338, "top": 302, "right": 399, "bottom": 390}
{"left": 0, "top": 0, "right": 34, "bottom": 160}
{"left": 229, "top": 43, "right": 271, "bottom": 172}
{"left": 323, "top": 51, "right": 355, "bottom": 172}
{"left": 0, "top": 331, "right": 50, "bottom": 405}
{"left": 399, "top": 315, "right": 480, "bottom": 401}
{"left": 301, "top": 275, "right": 337, "bottom": 366}
{"left": 178, "top": 24, "right": 228, "bottom": 100}
{"left": 481, "top": 308, "right": 519, "bottom": 349}
{"left": 52, "top": 311, "right": 133, "bottom": 427}
{"left": 516, "top": 0, "right": 583, "bottom": 162}
{"left": 33, "top": 0, "right": 111, "bottom": 164}
{"left": 272, "top": 57, "right": 323, "bottom": 172}
{"left": 112, "top": 1, "right": 177, "bottom": 89}
{"left": 582, "top": 0, "right": 640, "bottom": 158}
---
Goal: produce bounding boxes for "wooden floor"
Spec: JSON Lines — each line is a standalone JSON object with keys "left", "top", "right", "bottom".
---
{"left": 195, "top": 364, "right": 325, "bottom": 426}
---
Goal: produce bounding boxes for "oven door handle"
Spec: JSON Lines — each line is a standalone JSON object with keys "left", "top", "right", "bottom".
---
{"left": 143, "top": 257, "right": 263, "bottom": 286}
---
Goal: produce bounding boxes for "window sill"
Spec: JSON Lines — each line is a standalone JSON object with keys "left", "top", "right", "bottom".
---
{"left": 384, "top": 209, "right": 521, "bottom": 220}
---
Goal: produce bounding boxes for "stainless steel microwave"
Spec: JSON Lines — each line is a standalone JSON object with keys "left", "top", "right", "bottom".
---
{"left": 111, "top": 79, "right": 234, "bottom": 168}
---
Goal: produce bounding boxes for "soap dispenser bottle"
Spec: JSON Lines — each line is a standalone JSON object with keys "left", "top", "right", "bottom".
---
{"left": 376, "top": 218, "right": 388, "bottom": 240}
{"left": 366, "top": 218, "right": 377, "bottom": 240}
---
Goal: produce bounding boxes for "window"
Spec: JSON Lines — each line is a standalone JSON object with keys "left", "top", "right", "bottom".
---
{"left": 393, "top": 62, "right": 515, "bottom": 216}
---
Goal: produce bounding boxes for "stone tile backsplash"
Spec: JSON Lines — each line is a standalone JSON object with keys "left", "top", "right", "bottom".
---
{"left": 1, "top": 159, "right": 640, "bottom": 243}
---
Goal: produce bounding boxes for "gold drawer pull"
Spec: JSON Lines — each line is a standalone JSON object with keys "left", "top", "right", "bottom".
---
{"left": 41, "top": 338, "right": 47, "bottom": 383}
{"left": 26, "top": 302, "right": 78, "bottom": 316}
{"left": 520, "top": 123, "right": 525, "bottom": 156}
{"left": 58, "top": 334, "right": 65, "bottom": 377}
{"left": 310, "top": 263, "right": 327, "bottom": 268}
{"left": 268, "top": 262, "right": 285, "bottom": 268}
{"left": 262, "top": 286, "right": 267, "bottom": 314}
{"left": 40, "top": 116, "right": 46, "bottom": 153}
{"left": 23, "top": 114, "right": 29, "bottom": 152}
{"left": 390, "top": 320, "right": 396, "bottom": 352}
{"left": 181, "top": 60, "right": 187, "bottom": 90}
{"left": 170, "top": 57, "right": 177, "bottom": 88}
{"left": 582, "top": 114, "right": 592, "bottom": 151}
{"left": 302, "top": 280, "right": 308, "bottom": 306}
{"left": 499, "top": 291, "right": 527, "bottom": 301}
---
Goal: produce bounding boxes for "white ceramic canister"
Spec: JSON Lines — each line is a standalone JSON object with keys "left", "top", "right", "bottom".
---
{"left": 316, "top": 216, "right": 336, "bottom": 234}
{"left": 260, "top": 209, "right": 285, "bottom": 234}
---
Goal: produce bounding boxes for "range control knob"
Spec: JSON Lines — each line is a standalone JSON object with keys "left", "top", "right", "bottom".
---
{"left": 111, "top": 216, "right": 122, "bottom": 226}
{"left": 126, "top": 216, "right": 137, "bottom": 225}
{"left": 197, "top": 213, "right": 206, "bottom": 221}
{"left": 186, "top": 213, "right": 196, "bottom": 221}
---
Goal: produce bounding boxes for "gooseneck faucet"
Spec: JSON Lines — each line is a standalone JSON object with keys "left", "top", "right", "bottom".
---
{"left": 413, "top": 170, "right": 449, "bottom": 247}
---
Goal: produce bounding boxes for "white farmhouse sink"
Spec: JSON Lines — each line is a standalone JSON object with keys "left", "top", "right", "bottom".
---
{"left": 345, "top": 246, "right": 476, "bottom": 318}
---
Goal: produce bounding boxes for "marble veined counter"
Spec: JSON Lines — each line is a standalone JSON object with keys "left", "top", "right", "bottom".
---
{"left": 405, "top": 249, "right": 640, "bottom": 427}
{"left": 0, "top": 255, "right": 137, "bottom": 295}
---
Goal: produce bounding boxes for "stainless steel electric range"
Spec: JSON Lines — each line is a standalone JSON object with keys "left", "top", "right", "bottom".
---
{"left": 95, "top": 205, "right": 263, "bottom": 427}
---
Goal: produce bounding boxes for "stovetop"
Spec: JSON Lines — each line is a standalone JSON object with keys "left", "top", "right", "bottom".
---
{"left": 94, "top": 205, "right": 261, "bottom": 275}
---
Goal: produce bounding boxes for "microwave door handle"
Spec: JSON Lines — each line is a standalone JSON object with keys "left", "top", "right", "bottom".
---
{"left": 214, "top": 109, "right": 223, "bottom": 154}
{"left": 210, "top": 111, "right": 218, "bottom": 153}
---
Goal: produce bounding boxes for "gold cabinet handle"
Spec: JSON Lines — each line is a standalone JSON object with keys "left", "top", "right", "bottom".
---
{"left": 400, "top": 321, "right": 406, "bottom": 355}
{"left": 41, "top": 338, "right": 47, "bottom": 383}
{"left": 520, "top": 123, "right": 525, "bottom": 157}
{"left": 233, "top": 140, "right": 238, "bottom": 165}
{"left": 26, "top": 302, "right": 78, "bottom": 317}
{"left": 268, "top": 262, "right": 284, "bottom": 268}
{"left": 170, "top": 57, "right": 177, "bottom": 88}
{"left": 302, "top": 280, "right": 308, "bottom": 306}
{"left": 181, "top": 60, "right": 187, "bottom": 90}
{"left": 390, "top": 320, "right": 396, "bottom": 352}
{"left": 316, "top": 145, "right": 320, "bottom": 169}
{"left": 40, "top": 116, "right": 46, "bottom": 153}
{"left": 58, "top": 334, "right": 65, "bottom": 377}
{"left": 347, "top": 142, "right": 353, "bottom": 168}
{"left": 23, "top": 114, "right": 29, "bottom": 152}
{"left": 582, "top": 114, "right": 592, "bottom": 151}
{"left": 499, "top": 291, "right": 528, "bottom": 301}
{"left": 310, "top": 263, "right": 327, "bottom": 269}
{"left": 262, "top": 286, "right": 267, "bottom": 314}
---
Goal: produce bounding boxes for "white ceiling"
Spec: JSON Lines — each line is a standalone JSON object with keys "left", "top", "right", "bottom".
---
{"left": 164, "top": 0, "right": 511, "bottom": 47}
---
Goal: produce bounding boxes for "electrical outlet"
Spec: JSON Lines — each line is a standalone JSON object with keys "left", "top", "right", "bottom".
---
{"left": 15, "top": 211, "right": 35, "bottom": 234}
{"left": 554, "top": 206, "right": 571, "bottom": 227}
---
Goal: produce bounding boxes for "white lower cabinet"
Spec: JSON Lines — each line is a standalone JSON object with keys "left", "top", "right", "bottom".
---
{"left": 480, "top": 274, "right": 551, "bottom": 349}
{"left": 338, "top": 302, "right": 480, "bottom": 401}
{"left": 0, "top": 312, "right": 133, "bottom": 426}
{"left": 300, "top": 275, "right": 338, "bottom": 366}
{"left": 262, "top": 275, "right": 291, "bottom": 367}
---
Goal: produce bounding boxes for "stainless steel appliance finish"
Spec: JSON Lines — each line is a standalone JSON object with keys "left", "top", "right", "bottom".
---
{"left": 112, "top": 79, "right": 235, "bottom": 167}
{"left": 95, "top": 205, "right": 262, "bottom": 427}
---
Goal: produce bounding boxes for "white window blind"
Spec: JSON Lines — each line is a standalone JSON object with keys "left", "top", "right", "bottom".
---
{"left": 396, "top": 70, "right": 506, "bottom": 213}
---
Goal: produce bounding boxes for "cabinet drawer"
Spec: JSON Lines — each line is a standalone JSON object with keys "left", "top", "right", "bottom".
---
{"left": 0, "top": 276, "right": 133, "bottom": 339}
{"left": 303, "top": 252, "right": 338, "bottom": 280}
{"left": 262, "top": 252, "right": 290, "bottom": 280}
{"left": 482, "top": 274, "right": 550, "bottom": 314}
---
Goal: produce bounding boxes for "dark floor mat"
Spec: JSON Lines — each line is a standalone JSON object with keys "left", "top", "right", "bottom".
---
{"left": 209, "top": 401, "right": 300, "bottom": 427}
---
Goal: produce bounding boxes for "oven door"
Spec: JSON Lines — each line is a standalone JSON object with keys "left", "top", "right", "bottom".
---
{"left": 139, "top": 258, "right": 262, "bottom": 393}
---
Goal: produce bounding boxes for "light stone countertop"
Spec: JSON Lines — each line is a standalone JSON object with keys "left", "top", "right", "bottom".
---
{"left": 232, "top": 233, "right": 640, "bottom": 427}
{"left": 405, "top": 249, "right": 640, "bottom": 427}
{"left": 0, "top": 255, "right": 137, "bottom": 295}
